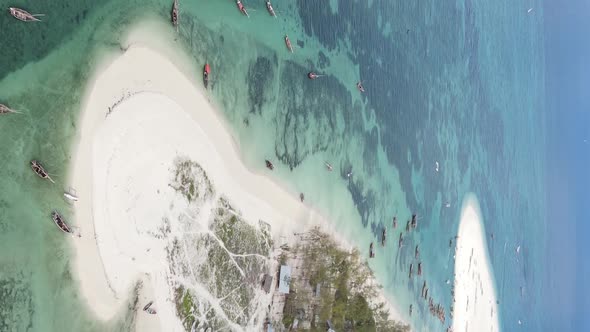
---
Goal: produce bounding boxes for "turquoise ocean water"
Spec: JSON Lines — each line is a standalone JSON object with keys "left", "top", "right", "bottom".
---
{"left": 0, "top": 0, "right": 546, "bottom": 331}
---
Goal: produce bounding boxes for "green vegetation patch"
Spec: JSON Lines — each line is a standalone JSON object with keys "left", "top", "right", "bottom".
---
{"left": 170, "top": 158, "right": 214, "bottom": 203}
{"left": 281, "top": 227, "right": 410, "bottom": 332}
{"left": 174, "top": 286, "right": 197, "bottom": 331}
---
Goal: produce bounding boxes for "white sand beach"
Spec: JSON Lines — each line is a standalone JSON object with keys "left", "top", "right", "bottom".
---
{"left": 452, "top": 194, "right": 500, "bottom": 332}
{"left": 68, "top": 22, "right": 405, "bottom": 331}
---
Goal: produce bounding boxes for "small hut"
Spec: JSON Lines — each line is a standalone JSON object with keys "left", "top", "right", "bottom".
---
{"left": 262, "top": 274, "right": 273, "bottom": 293}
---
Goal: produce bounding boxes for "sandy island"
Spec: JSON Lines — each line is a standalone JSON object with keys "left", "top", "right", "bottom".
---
{"left": 452, "top": 194, "right": 500, "bottom": 332}
{"left": 68, "top": 23, "right": 405, "bottom": 331}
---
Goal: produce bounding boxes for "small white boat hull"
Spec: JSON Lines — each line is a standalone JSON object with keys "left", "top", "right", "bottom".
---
{"left": 64, "top": 192, "right": 79, "bottom": 202}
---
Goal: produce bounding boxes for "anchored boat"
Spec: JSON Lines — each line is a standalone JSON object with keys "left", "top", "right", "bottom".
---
{"left": 51, "top": 211, "right": 73, "bottom": 234}
{"left": 171, "top": 0, "right": 179, "bottom": 32}
{"left": 237, "top": 0, "right": 249, "bottom": 17}
{"left": 285, "top": 35, "right": 293, "bottom": 53}
{"left": 266, "top": 1, "right": 276, "bottom": 17}
{"left": 30, "top": 160, "right": 55, "bottom": 183}
{"left": 265, "top": 160, "right": 274, "bottom": 170}
{"left": 9, "top": 7, "right": 44, "bottom": 22}
{"left": 203, "top": 63, "right": 210, "bottom": 88}
{"left": 0, "top": 103, "right": 22, "bottom": 115}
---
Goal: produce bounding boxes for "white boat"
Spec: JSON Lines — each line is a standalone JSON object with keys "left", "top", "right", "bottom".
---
{"left": 64, "top": 192, "right": 79, "bottom": 202}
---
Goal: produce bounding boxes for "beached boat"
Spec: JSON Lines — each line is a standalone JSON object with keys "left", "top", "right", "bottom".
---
{"left": 51, "top": 211, "right": 73, "bottom": 234}
{"left": 0, "top": 103, "right": 22, "bottom": 115}
{"left": 30, "top": 160, "right": 55, "bottom": 183}
{"left": 171, "top": 0, "right": 179, "bottom": 32}
{"left": 143, "top": 301, "right": 157, "bottom": 314}
{"left": 356, "top": 81, "right": 365, "bottom": 92}
{"left": 299, "top": 193, "right": 304, "bottom": 202}
{"left": 284, "top": 35, "right": 293, "bottom": 53}
{"left": 203, "top": 63, "right": 210, "bottom": 88}
{"left": 9, "top": 7, "right": 44, "bottom": 22}
{"left": 64, "top": 191, "right": 79, "bottom": 202}
{"left": 369, "top": 242, "right": 375, "bottom": 258}
{"left": 266, "top": 1, "right": 276, "bottom": 17}
{"left": 265, "top": 159, "right": 274, "bottom": 170}
{"left": 237, "top": 0, "right": 249, "bottom": 17}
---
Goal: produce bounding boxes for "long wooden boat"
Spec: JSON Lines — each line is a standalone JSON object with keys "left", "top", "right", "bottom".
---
{"left": 266, "top": 1, "right": 276, "bottom": 17}
{"left": 236, "top": 0, "right": 249, "bottom": 17}
{"left": 30, "top": 160, "right": 55, "bottom": 183}
{"left": 0, "top": 103, "right": 22, "bottom": 115}
{"left": 285, "top": 35, "right": 293, "bottom": 53}
{"left": 9, "top": 7, "right": 44, "bottom": 22}
{"left": 171, "top": 0, "right": 179, "bottom": 32}
{"left": 51, "top": 211, "right": 73, "bottom": 234}
{"left": 203, "top": 63, "right": 210, "bottom": 88}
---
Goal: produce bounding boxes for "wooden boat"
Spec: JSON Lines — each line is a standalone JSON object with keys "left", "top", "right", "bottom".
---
{"left": 51, "top": 211, "right": 73, "bottom": 234}
{"left": 421, "top": 281, "right": 427, "bottom": 298}
{"left": 265, "top": 159, "right": 274, "bottom": 170}
{"left": 417, "top": 262, "right": 422, "bottom": 276}
{"left": 236, "top": 0, "right": 249, "bottom": 17}
{"left": 325, "top": 162, "right": 333, "bottom": 171}
{"left": 266, "top": 1, "right": 276, "bottom": 17}
{"left": 9, "top": 7, "right": 44, "bottom": 22}
{"left": 143, "top": 301, "right": 157, "bottom": 314}
{"left": 171, "top": 0, "right": 179, "bottom": 32}
{"left": 406, "top": 219, "right": 410, "bottom": 232}
{"left": 381, "top": 227, "right": 386, "bottom": 246}
{"left": 0, "top": 103, "right": 22, "bottom": 115}
{"left": 299, "top": 193, "right": 304, "bottom": 202}
{"left": 284, "top": 35, "right": 293, "bottom": 53}
{"left": 415, "top": 245, "right": 420, "bottom": 259}
{"left": 203, "top": 63, "right": 210, "bottom": 88}
{"left": 398, "top": 232, "right": 403, "bottom": 248}
{"left": 369, "top": 242, "right": 375, "bottom": 258}
{"left": 30, "top": 160, "right": 55, "bottom": 183}
{"left": 308, "top": 72, "right": 319, "bottom": 80}
{"left": 392, "top": 216, "right": 397, "bottom": 228}
{"left": 411, "top": 214, "right": 417, "bottom": 228}
{"left": 409, "top": 263, "right": 413, "bottom": 278}
{"left": 356, "top": 81, "right": 365, "bottom": 92}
